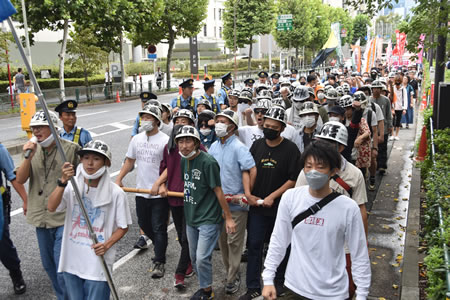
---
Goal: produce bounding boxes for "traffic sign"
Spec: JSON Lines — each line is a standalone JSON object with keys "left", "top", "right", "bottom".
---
{"left": 340, "top": 28, "right": 347, "bottom": 37}
{"left": 277, "top": 14, "right": 293, "bottom": 31}
{"left": 147, "top": 45, "right": 156, "bottom": 54}
{"left": 147, "top": 54, "right": 157, "bottom": 60}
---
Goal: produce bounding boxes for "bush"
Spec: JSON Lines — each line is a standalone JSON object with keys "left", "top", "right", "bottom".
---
{"left": 0, "top": 64, "right": 101, "bottom": 81}
{"left": 0, "top": 75, "right": 105, "bottom": 91}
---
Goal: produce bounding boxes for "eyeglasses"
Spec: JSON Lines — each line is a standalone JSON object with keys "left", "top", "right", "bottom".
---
{"left": 254, "top": 109, "right": 267, "bottom": 115}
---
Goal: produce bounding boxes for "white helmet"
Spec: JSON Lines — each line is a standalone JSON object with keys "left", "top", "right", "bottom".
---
{"left": 292, "top": 86, "right": 310, "bottom": 102}
{"left": 315, "top": 121, "right": 348, "bottom": 146}
{"left": 29, "top": 110, "right": 59, "bottom": 127}
{"left": 299, "top": 101, "right": 319, "bottom": 116}
{"left": 282, "top": 69, "right": 292, "bottom": 77}
{"left": 279, "top": 78, "right": 291, "bottom": 87}
{"left": 264, "top": 107, "right": 287, "bottom": 126}
{"left": 139, "top": 103, "right": 162, "bottom": 123}
{"left": 215, "top": 109, "right": 239, "bottom": 129}
{"left": 271, "top": 97, "right": 286, "bottom": 109}
{"left": 255, "top": 99, "right": 272, "bottom": 110}
{"left": 78, "top": 140, "right": 112, "bottom": 166}
{"left": 175, "top": 125, "right": 200, "bottom": 142}
{"left": 337, "top": 95, "right": 353, "bottom": 108}
{"left": 173, "top": 109, "right": 195, "bottom": 124}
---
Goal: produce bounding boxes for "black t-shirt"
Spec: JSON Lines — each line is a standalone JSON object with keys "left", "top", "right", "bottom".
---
{"left": 250, "top": 138, "right": 301, "bottom": 217}
{"left": 409, "top": 80, "right": 418, "bottom": 94}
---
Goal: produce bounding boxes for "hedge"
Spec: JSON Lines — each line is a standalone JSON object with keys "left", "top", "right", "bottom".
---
{"left": 0, "top": 75, "right": 105, "bottom": 91}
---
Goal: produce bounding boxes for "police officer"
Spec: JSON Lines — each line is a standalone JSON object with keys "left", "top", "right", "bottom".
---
{"left": 290, "top": 68, "right": 298, "bottom": 80}
{"left": 171, "top": 79, "right": 197, "bottom": 116}
{"left": 132, "top": 92, "right": 159, "bottom": 137}
{"left": 218, "top": 72, "right": 233, "bottom": 109}
{"left": 257, "top": 71, "right": 269, "bottom": 85}
{"left": 197, "top": 79, "right": 220, "bottom": 113}
{"left": 244, "top": 78, "right": 255, "bottom": 90}
{"left": 271, "top": 73, "right": 281, "bottom": 96}
{"left": 55, "top": 100, "right": 92, "bottom": 147}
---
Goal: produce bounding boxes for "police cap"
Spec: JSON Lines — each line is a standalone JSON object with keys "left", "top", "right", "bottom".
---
{"left": 55, "top": 99, "right": 78, "bottom": 114}
{"left": 179, "top": 79, "right": 194, "bottom": 88}
{"left": 140, "top": 92, "right": 157, "bottom": 102}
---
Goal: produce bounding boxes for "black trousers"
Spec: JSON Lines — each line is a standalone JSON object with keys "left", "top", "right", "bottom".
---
{"left": 377, "top": 133, "right": 389, "bottom": 169}
{"left": 170, "top": 205, "right": 191, "bottom": 275}
{"left": 0, "top": 212, "right": 21, "bottom": 275}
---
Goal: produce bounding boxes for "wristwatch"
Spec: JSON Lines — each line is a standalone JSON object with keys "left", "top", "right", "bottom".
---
{"left": 57, "top": 179, "right": 68, "bottom": 188}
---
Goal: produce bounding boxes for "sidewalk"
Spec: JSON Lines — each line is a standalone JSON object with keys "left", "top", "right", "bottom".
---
{"left": 367, "top": 115, "right": 421, "bottom": 299}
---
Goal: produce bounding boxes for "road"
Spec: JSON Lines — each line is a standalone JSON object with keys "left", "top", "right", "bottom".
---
{"left": 0, "top": 93, "right": 414, "bottom": 300}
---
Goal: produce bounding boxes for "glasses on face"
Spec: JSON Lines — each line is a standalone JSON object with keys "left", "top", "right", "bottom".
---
{"left": 31, "top": 125, "right": 46, "bottom": 131}
{"left": 200, "top": 122, "right": 209, "bottom": 128}
{"left": 254, "top": 109, "right": 267, "bottom": 115}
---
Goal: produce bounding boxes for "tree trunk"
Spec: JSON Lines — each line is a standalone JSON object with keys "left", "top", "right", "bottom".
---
{"left": 58, "top": 19, "right": 69, "bottom": 101}
{"left": 119, "top": 33, "right": 126, "bottom": 96}
{"left": 247, "top": 42, "right": 253, "bottom": 71}
{"left": 295, "top": 47, "right": 299, "bottom": 68}
{"left": 166, "top": 28, "right": 175, "bottom": 90}
{"left": 84, "top": 67, "right": 90, "bottom": 102}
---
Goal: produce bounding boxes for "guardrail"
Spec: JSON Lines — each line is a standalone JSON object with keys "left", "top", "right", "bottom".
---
{"left": 428, "top": 117, "right": 450, "bottom": 297}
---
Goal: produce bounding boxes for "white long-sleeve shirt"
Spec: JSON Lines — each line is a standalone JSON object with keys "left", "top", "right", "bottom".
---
{"left": 393, "top": 86, "right": 408, "bottom": 111}
{"left": 262, "top": 186, "right": 371, "bottom": 300}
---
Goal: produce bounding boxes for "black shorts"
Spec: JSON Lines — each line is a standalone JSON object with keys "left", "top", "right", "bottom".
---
{"left": 394, "top": 110, "right": 403, "bottom": 127}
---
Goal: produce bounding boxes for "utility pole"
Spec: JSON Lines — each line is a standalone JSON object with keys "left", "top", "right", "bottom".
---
{"left": 233, "top": 0, "right": 238, "bottom": 80}
{"left": 21, "top": 0, "right": 34, "bottom": 92}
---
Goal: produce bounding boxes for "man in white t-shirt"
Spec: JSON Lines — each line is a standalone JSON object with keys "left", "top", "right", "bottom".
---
{"left": 262, "top": 140, "right": 370, "bottom": 300}
{"left": 116, "top": 104, "right": 170, "bottom": 278}
{"left": 48, "top": 140, "right": 132, "bottom": 300}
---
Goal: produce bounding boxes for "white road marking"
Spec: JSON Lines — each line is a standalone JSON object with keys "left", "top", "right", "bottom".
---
{"left": 87, "top": 118, "right": 134, "bottom": 130}
{"left": 77, "top": 110, "right": 109, "bottom": 117}
{"left": 92, "top": 127, "right": 132, "bottom": 138}
{"left": 113, "top": 224, "right": 175, "bottom": 271}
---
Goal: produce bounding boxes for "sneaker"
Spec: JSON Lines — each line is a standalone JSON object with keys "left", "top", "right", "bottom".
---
{"left": 151, "top": 262, "right": 165, "bottom": 278}
{"left": 10, "top": 270, "right": 26, "bottom": 295}
{"left": 174, "top": 274, "right": 185, "bottom": 290}
{"left": 225, "top": 274, "right": 240, "bottom": 294}
{"left": 238, "top": 289, "right": 261, "bottom": 300}
{"left": 368, "top": 176, "right": 376, "bottom": 191}
{"left": 406, "top": 124, "right": 409, "bottom": 129}
{"left": 378, "top": 168, "right": 386, "bottom": 175}
{"left": 185, "top": 262, "right": 194, "bottom": 278}
{"left": 134, "top": 235, "right": 148, "bottom": 249}
{"left": 394, "top": 136, "right": 400, "bottom": 141}
{"left": 388, "top": 136, "right": 394, "bottom": 141}
{"left": 190, "top": 288, "right": 214, "bottom": 300}
{"left": 241, "top": 248, "right": 248, "bottom": 262}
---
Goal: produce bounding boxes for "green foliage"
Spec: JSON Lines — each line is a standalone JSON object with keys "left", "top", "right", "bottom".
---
{"left": 0, "top": 32, "right": 15, "bottom": 65}
{"left": 424, "top": 246, "right": 447, "bottom": 300}
{"left": 352, "top": 15, "right": 370, "bottom": 46}
{"left": 0, "top": 65, "right": 98, "bottom": 81}
{"left": 0, "top": 75, "right": 105, "bottom": 91}
{"left": 327, "top": 7, "right": 353, "bottom": 45}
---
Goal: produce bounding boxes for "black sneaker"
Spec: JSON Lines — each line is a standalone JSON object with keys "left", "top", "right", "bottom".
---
{"left": 190, "top": 288, "right": 214, "bottom": 300}
{"left": 378, "top": 168, "right": 386, "bottom": 175}
{"left": 368, "top": 176, "right": 376, "bottom": 191}
{"left": 151, "top": 262, "right": 165, "bottom": 278}
{"left": 241, "top": 248, "right": 248, "bottom": 262}
{"left": 225, "top": 274, "right": 240, "bottom": 294}
{"left": 134, "top": 235, "right": 148, "bottom": 249}
{"left": 238, "top": 289, "right": 261, "bottom": 300}
{"left": 10, "top": 270, "right": 26, "bottom": 295}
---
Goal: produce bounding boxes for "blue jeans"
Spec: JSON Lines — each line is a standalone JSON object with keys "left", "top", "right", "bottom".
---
{"left": 63, "top": 272, "right": 110, "bottom": 300}
{"left": 36, "top": 226, "right": 66, "bottom": 300}
{"left": 135, "top": 196, "right": 169, "bottom": 263}
{"left": 186, "top": 223, "right": 222, "bottom": 289}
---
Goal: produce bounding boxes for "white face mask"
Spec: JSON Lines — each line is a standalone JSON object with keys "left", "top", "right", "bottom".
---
{"left": 329, "top": 116, "right": 341, "bottom": 123}
{"left": 38, "top": 134, "right": 55, "bottom": 148}
{"left": 199, "top": 128, "right": 212, "bottom": 136}
{"left": 317, "top": 93, "right": 325, "bottom": 100}
{"left": 215, "top": 122, "right": 229, "bottom": 138}
{"left": 141, "top": 121, "right": 154, "bottom": 132}
{"left": 179, "top": 150, "right": 197, "bottom": 159}
{"left": 302, "top": 115, "right": 316, "bottom": 128}
{"left": 80, "top": 165, "right": 106, "bottom": 180}
{"left": 293, "top": 101, "right": 303, "bottom": 111}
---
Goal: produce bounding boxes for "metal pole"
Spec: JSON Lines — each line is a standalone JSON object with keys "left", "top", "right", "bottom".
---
{"left": 233, "top": 0, "right": 238, "bottom": 80}
{"left": 6, "top": 17, "right": 120, "bottom": 300}
{"left": 6, "top": 47, "right": 14, "bottom": 108}
{"left": 20, "top": 0, "right": 33, "bottom": 92}
{"left": 268, "top": 34, "right": 272, "bottom": 73}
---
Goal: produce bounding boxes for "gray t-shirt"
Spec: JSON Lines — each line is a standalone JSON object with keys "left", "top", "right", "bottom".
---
{"left": 15, "top": 73, "right": 26, "bottom": 92}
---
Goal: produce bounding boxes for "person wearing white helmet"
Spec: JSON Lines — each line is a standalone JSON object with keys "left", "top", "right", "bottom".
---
{"left": 208, "top": 110, "right": 256, "bottom": 295}
{"left": 239, "top": 107, "right": 301, "bottom": 300}
{"left": 161, "top": 103, "right": 174, "bottom": 135}
{"left": 115, "top": 104, "right": 169, "bottom": 279}
{"left": 296, "top": 121, "right": 369, "bottom": 299}
{"left": 262, "top": 140, "right": 370, "bottom": 300}
{"left": 197, "top": 110, "right": 218, "bottom": 150}
{"left": 47, "top": 140, "right": 131, "bottom": 300}
{"left": 176, "top": 125, "right": 236, "bottom": 300}
{"left": 132, "top": 92, "right": 159, "bottom": 137}
{"left": 16, "top": 110, "right": 81, "bottom": 300}
{"left": 286, "top": 86, "right": 310, "bottom": 130}
{"left": 291, "top": 102, "right": 322, "bottom": 153}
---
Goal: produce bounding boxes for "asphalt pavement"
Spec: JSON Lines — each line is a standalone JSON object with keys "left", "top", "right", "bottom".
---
{"left": 0, "top": 95, "right": 419, "bottom": 300}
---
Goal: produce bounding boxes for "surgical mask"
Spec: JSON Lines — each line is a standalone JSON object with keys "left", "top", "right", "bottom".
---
{"left": 305, "top": 169, "right": 329, "bottom": 190}
{"left": 179, "top": 150, "right": 197, "bottom": 159}
{"left": 263, "top": 127, "right": 280, "bottom": 140}
{"left": 199, "top": 128, "right": 211, "bottom": 136}
{"left": 239, "top": 103, "right": 250, "bottom": 111}
{"left": 317, "top": 93, "right": 325, "bottom": 100}
{"left": 215, "top": 122, "right": 229, "bottom": 138}
{"left": 141, "top": 121, "right": 154, "bottom": 132}
{"left": 329, "top": 116, "right": 341, "bottom": 123}
{"left": 302, "top": 115, "right": 316, "bottom": 128}
{"left": 38, "top": 134, "right": 55, "bottom": 148}
{"left": 300, "top": 82, "right": 306, "bottom": 85}
{"left": 80, "top": 165, "right": 106, "bottom": 180}
{"left": 293, "top": 101, "right": 303, "bottom": 111}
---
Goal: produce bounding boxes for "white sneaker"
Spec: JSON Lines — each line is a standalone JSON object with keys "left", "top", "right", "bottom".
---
{"left": 394, "top": 136, "right": 400, "bottom": 141}
{"left": 388, "top": 136, "right": 394, "bottom": 141}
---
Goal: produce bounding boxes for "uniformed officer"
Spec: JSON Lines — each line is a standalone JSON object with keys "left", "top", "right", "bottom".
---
{"left": 197, "top": 79, "right": 220, "bottom": 113}
{"left": 258, "top": 71, "right": 269, "bottom": 85}
{"left": 290, "top": 68, "right": 298, "bottom": 80}
{"left": 218, "top": 72, "right": 232, "bottom": 109}
{"left": 244, "top": 78, "right": 255, "bottom": 89}
{"left": 55, "top": 100, "right": 92, "bottom": 147}
{"left": 171, "top": 79, "right": 198, "bottom": 115}
{"left": 271, "top": 73, "right": 281, "bottom": 96}
{"left": 132, "top": 92, "right": 158, "bottom": 137}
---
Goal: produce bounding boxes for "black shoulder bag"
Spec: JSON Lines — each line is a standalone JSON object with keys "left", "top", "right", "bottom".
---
{"left": 2, "top": 173, "right": 12, "bottom": 225}
{"left": 291, "top": 192, "right": 341, "bottom": 229}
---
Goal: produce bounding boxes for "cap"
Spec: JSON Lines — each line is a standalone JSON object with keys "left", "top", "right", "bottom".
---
{"left": 258, "top": 71, "right": 269, "bottom": 78}
{"left": 140, "top": 92, "right": 157, "bottom": 102}
{"left": 290, "top": 68, "right": 298, "bottom": 74}
{"left": 203, "top": 79, "right": 215, "bottom": 89}
{"left": 55, "top": 100, "right": 77, "bottom": 113}
{"left": 271, "top": 73, "right": 280, "bottom": 79}
{"left": 221, "top": 72, "right": 232, "bottom": 82}
{"left": 244, "top": 78, "right": 255, "bottom": 85}
{"left": 327, "top": 105, "right": 346, "bottom": 116}
{"left": 179, "top": 79, "right": 194, "bottom": 88}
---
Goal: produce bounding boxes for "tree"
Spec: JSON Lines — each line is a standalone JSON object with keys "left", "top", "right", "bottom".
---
{"left": 223, "top": 0, "right": 276, "bottom": 70}
{"left": 273, "top": 0, "right": 317, "bottom": 66}
{"left": 308, "top": 0, "right": 332, "bottom": 56}
{"left": 352, "top": 15, "right": 371, "bottom": 46}
{"left": 0, "top": 32, "right": 14, "bottom": 65}
{"left": 374, "top": 13, "right": 402, "bottom": 43}
{"left": 66, "top": 27, "right": 107, "bottom": 101}
{"left": 131, "top": 0, "right": 207, "bottom": 88}
{"left": 327, "top": 6, "right": 353, "bottom": 45}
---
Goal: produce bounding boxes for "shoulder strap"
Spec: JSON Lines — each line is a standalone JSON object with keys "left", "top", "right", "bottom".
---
{"left": 331, "top": 174, "right": 353, "bottom": 198}
{"left": 73, "top": 127, "right": 82, "bottom": 145}
{"left": 177, "top": 95, "right": 181, "bottom": 107}
{"left": 291, "top": 192, "right": 340, "bottom": 229}
{"left": 191, "top": 97, "right": 195, "bottom": 107}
